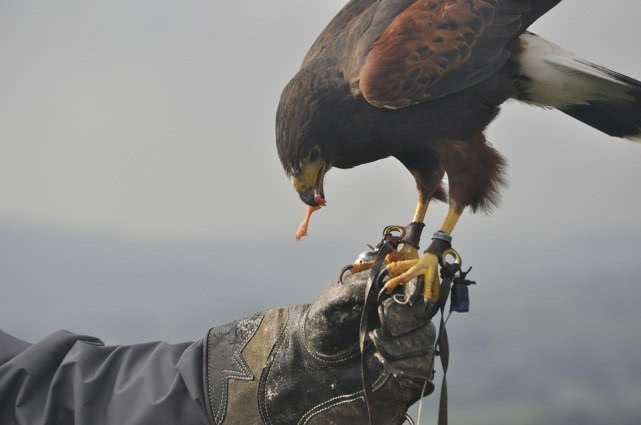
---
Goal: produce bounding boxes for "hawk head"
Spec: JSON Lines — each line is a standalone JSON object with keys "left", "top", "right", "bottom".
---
{"left": 275, "top": 70, "right": 343, "bottom": 207}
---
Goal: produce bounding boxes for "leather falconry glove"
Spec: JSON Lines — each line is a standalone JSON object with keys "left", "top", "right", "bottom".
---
{"left": 204, "top": 271, "right": 436, "bottom": 425}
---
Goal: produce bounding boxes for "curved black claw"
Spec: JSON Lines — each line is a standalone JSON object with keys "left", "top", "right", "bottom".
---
{"left": 375, "top": 268, "right": 390, "bottom": 304}
{"left": 338, "top": 265, "right": 353, "bottom": 285}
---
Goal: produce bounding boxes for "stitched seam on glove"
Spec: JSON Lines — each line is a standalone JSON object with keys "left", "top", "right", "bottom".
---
{"left": 206, "top": 314, "right": 265, "bottom": 425}
{"left": 298, "top": 372, "right": 391, "bottom": 425}
{"left": 258, "top": 306, "right": 293, "bottom": 425}
{"left": 300, "top": 306, "right": 361, "bottom": 364}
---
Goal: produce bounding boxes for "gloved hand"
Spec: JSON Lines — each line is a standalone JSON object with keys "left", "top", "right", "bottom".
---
{"left": 204, "top": 270, "right": 436, "bottom": 425}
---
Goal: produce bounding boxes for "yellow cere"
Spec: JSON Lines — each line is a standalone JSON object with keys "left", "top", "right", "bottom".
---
{"left": 290, "top": 160, "right": 324, "bottom": 193}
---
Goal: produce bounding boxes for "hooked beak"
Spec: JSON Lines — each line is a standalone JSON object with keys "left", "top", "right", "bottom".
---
{"left": 296, "top": 162, "right": 327, "bottom": 207}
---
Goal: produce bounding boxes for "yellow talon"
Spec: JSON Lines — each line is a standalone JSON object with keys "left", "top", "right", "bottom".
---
{"left": 342, "top": 243, "right": 422, "bottom": 279}
{"left": 386, "top": 259, "right": 419, "bottom": 278}
{"left": 383, "top": 276, "right": 404, "bottom": 294}
{"left": 345, "top": 249, "right": 441, "bottom": 304}
{"left": 423, "top": 272, "right": 433, "bottom": 302}
{"left": 430, "top": 271, "right": 440, "bottom": 303}
{"left": 382, "top": 253, "right": 440, "bottom": 300}
{"left": 350, "top": 261, "right": 375, "bottom": 274}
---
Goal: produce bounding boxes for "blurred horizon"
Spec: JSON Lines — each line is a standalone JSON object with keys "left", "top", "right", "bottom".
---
{"left": 2, "top": 1, "right": 641, "bottom": 424}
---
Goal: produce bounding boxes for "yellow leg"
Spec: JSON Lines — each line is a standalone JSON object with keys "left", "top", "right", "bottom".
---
{"left": 384, "top": 204, "right": 465, "bottom": 302}
{"left": 440, "top": 206, "right": 463, "bottom": 235}
{"left": 412, "top": 196, "right": 429, "bottom": 223}
{"left": 397, "top": 195, "right": 430, "bottom": 259}
{"left": 350, "top": 195, "right": 430, "bottom": 269}
{"left": 343, "top": 195, "right": 441, "bottom": 297}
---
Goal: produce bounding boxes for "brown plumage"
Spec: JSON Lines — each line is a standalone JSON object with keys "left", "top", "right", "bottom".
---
{"left": 360, "top": 0, "right": 500, "bottom": 108}
{"left": 276, "top": 0, "right": 641, "bottom": 241}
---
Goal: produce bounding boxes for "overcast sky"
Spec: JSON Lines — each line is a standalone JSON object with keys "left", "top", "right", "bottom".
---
{"left": 2, "top": 1, "right": 641, "bottom": 424}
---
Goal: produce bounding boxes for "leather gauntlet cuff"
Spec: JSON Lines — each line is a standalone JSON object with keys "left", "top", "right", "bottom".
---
{"left": 203, "top": 273, "right": 436, "bottom": 425}
{"left": 204, "top": 306, "right": 390, "bottom": 425}
{"left": 204, "top": 309, "right": 287, "bottom": 425}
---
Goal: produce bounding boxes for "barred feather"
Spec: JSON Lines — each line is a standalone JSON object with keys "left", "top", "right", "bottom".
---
{"left": 515, "top": 32, "right": 641, "bottom": 142}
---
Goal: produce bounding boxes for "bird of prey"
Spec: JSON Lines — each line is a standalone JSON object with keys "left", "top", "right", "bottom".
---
{"left": 275, "top": 0, "right": 641, "bottom": 301}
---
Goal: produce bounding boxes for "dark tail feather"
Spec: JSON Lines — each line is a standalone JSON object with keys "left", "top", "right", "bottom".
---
{"left": 515, "top": 33, "right": 641, "bottom": 143}
{"left": 560, "top": 64, "right": 641, "bottom": 141}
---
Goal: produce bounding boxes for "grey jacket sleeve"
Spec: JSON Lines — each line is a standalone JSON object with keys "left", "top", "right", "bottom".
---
{"left": 0, "top": 329, "right": 210, "bottom": 425}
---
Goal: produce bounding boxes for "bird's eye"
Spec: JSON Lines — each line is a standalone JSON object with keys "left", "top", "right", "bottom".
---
{"left": 309, "top": 147, "right": 320, "bottom": 162}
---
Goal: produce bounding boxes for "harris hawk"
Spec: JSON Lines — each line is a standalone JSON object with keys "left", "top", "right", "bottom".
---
{"left": 275, "top": 0, "right": 641, "bottom": 301}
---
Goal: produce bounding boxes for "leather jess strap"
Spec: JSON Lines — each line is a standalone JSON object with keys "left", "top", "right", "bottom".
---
{"left": 359, "top": 239, "right": 395, "bottom": 425}
{"left": 435, "top": 264, "right": 457, "bottom": 425}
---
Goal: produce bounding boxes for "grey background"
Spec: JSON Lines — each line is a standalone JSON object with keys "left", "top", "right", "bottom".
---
{"left": 1, "top": 1, "right": 640, "bottom": 424}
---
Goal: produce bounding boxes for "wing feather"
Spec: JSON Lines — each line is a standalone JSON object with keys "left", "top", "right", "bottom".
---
{"left": 302, "top": 0, "right": 377, "bottom": 68}
{"left": 297, "top": 0, "right": 563, "bottom": 108}
{"left": 357, "top": 0, "right": 560, "bottom": 108}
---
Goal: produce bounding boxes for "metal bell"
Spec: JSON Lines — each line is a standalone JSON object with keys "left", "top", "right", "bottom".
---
{"left": 354, "top": 245, "right": 378, "bottom": 264}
